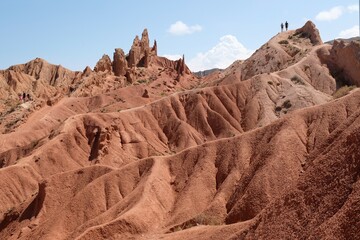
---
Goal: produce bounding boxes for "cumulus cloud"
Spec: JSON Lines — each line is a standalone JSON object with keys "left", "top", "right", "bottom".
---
{"left": 338, "top": 25, "right": 360, "bottom": 38}
{"left": 168, "top": 21, "right": 202, "bottom": 36}
{"left": 187, "top": 35, "right": 253, "bottom": 72}
{"left": 316, "top": 4, "right": 359, "bottom": 21}
{"left": 315, "top": 6, "right": 344, "bottom": 21}
{"left": 348, "top": 4, "right": 359, "bottom": 12}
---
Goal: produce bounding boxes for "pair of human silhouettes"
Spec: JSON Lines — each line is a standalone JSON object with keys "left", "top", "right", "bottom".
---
{"left": 281, "top": 21, "right": 288, "bottom": 32}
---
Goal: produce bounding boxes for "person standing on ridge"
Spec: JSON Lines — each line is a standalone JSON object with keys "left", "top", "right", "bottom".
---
{"left": 285, "top": 21, "right": 289, "bottom": 31}
{"left": 281, "top": 23, "right": 284, "bottom": 32}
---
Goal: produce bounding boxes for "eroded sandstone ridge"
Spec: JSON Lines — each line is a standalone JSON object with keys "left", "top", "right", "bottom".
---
{"left": 0, "top": 22, "right": 359, "bottom": 240}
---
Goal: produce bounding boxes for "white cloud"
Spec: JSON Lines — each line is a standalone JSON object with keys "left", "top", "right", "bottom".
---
{"left": 347, "top": 4, "right": 359, "bottom": 12}
{"left": 315, "top": 4, "right": 359, "bottom": 21}
{"left": 315, "top": 6, "right": 344, "bottom": 21}
{"left": 187, "top": 35, "right": 253, "bottom": 72}
{"left": 162, "top": 54, "right": 182, "bottom": 61}
{"left": 168, "top": 21, "right": 202, "bottom": 36}
{"left": 338, "top": 25, "right": 360, "bottom": 38}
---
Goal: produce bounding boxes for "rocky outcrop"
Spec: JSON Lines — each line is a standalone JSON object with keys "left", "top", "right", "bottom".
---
{"left": 125, "top": 69, "right": 135, "bottom": 83}
{"left": 94, "top": 55, "right": 112, "bottom": 73}
{"left": 142, "top": 89, "right": 149, "bottom": 98}
{"left": 153, "top": 55, "right": 191, "bottom": 77}
{"left": 112, "top": 48, "right": 127, "bottom": 77}
{"left": 127, "top": 29, "right": 157, "bottom": 68}
{"left": 176, "top": 55, "right": 186, "bottom": 75}
{"left": 4, "top": 58, "right": 79, "bottom": 90}
{"left": 8, "top": 58, "right": 77, "bottom": 85}
{"left": 82, "top": 66, "right": 92, "bottom": 77}
{"left": 295, "top": 21, "right": 323, "bottom": 45}
{"left": 327, "top": 40, "right": 360, "bottom": 87}
{"left": 128, "top": 36, "right": 141, "bottom": 68}
{"left": 0, "top": 58, "right": 81, "bottom": 114}
{"left": 151, "top": 40, "right": 157, "bottom": 56}
{"left": 176, "top": 55, "right": 191, "bottom": 76}
{"left": 140, "top": 29, "right": 150, "bottom": 54}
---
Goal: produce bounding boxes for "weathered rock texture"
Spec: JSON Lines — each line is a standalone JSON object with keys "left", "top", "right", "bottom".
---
{"left": 127, "top": 29, "right": 153, "bottom": 68}
{"left": 295, "top": 20, "right": 323, "bottom": 45}
{"left": 327, "top": 40, "right": 360, "bottom": 87}
{"left": 0, "top": 21, "right": 359, "bottom": 240}
{"left": 94, "top": 54, "right": 112, "bottom": 72}
{"left": 112, "top": 48, "right": 127, "bottom": 77}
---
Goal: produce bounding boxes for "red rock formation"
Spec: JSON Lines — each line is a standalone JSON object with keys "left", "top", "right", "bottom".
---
{"left": 327, "top": 40, "right": 360, "bottom": 87}
{"left": 128, "top": 29, "right": 152, "bottom": 68}
{"left": 142, "top": 88, "right": 149, "bottom": 98}
{"left": 1, "top": 23, "right": 360, "bottom": 240}
{"left": 8, "top": 58, "right": 77, "bottom": 86}
{"left": 94, "top": 54, "right": 112, "bottom": 72}
{"left": 176, "top": 55, "right": 185, "bottom": 75}
{"left": 175, "top": 55, "right": 191, "bottom": 76}
{"left": 153, "top": 56, "right": 179, "bottom": 69}
{"left": 143, "top": 48, "right": 150, "bottom": 68}
{"left": 125, "top": 68, "right": 135, "bottom": 83}
{"left": 140, "top": 28, "right": 150, "bottom": 54}
{"left": 1, "top": 58, "right": 79, "bottom": 97}
{"left": 82, "top": 66, "right": 92, "bottom": 77}
{"left": 295, "top": 20, "right": 323, "bottom": 45}
{"left": 128, "top": 36, "right": 141, "bottom": 68}
{"left": 151, "top": 40, "right": 158, "bottom": 56}
{"left": 112, "top": 48, "right": 127, "bottom": 77}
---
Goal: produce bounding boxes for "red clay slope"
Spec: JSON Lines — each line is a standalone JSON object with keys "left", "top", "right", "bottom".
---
{"left": 1, "top": 89, "right": 359, "bottom": 239}
{"left": 0, "top": 21, "right": 359, "bottom": 239}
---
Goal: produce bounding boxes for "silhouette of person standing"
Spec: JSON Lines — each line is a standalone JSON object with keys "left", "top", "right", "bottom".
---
{"left": 281, "top": 23, "right": 284, "bottom": 32}
{"left": 285, "top": 21, "right": 289, "bottom": 31}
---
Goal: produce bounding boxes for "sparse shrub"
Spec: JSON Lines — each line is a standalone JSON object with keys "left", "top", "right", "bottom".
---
{"left": 290, "top": 75, "right": 305, "bottom": 85}
{"left": 5, "top": 117, "right": 21, "bottom": 130}
{"left": 137, "top": 79, "right": 148, "bottom": 84}
{"left": 299, "top": 32, "right": 310, "bottom": 39}
{"left": 275, "top": 106, "right": 282, "bottom": 112}
{"left": 171, "top": 213, "right": 223, "bottom": 232}
{"left": 171, "top": 226, "right": 182, "bottom": 232}
{"left": 279, "top": 40, "right": 289, "bottom": 45}
{"left": 288, "top": 35, "right": 293, "bottom": 40}
{"left": 5, "top": 207, "right": 15, "bottom": 215}
{"left": 8, "top": 106, "right": 16, "bottom": 113}
{"left": 333, "top": 85, "right": 357, "bottom": 99}
{"left": 193, "top": 213, "right": 223, "bottom": 226}
{"left": 268, "top": 81, "right": 273, "bottom": 85}
{"left": 283, "top": 100, "right": 292, "bottom": 108}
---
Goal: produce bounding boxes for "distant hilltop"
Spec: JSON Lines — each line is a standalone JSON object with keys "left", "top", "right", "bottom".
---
{"left": 325, "top": 36, "right": 360, "bottom": 44}
{"left": 193, "top": 68, "right": 222, "bottom": 77}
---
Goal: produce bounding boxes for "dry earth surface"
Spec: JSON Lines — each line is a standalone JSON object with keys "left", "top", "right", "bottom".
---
{"left": 0, "top": 21, "right": 359, "bottom": 239}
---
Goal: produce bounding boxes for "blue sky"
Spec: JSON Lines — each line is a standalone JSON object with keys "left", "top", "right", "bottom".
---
{"left": 0, "top": 0, "right": 359, "bottom": 72}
